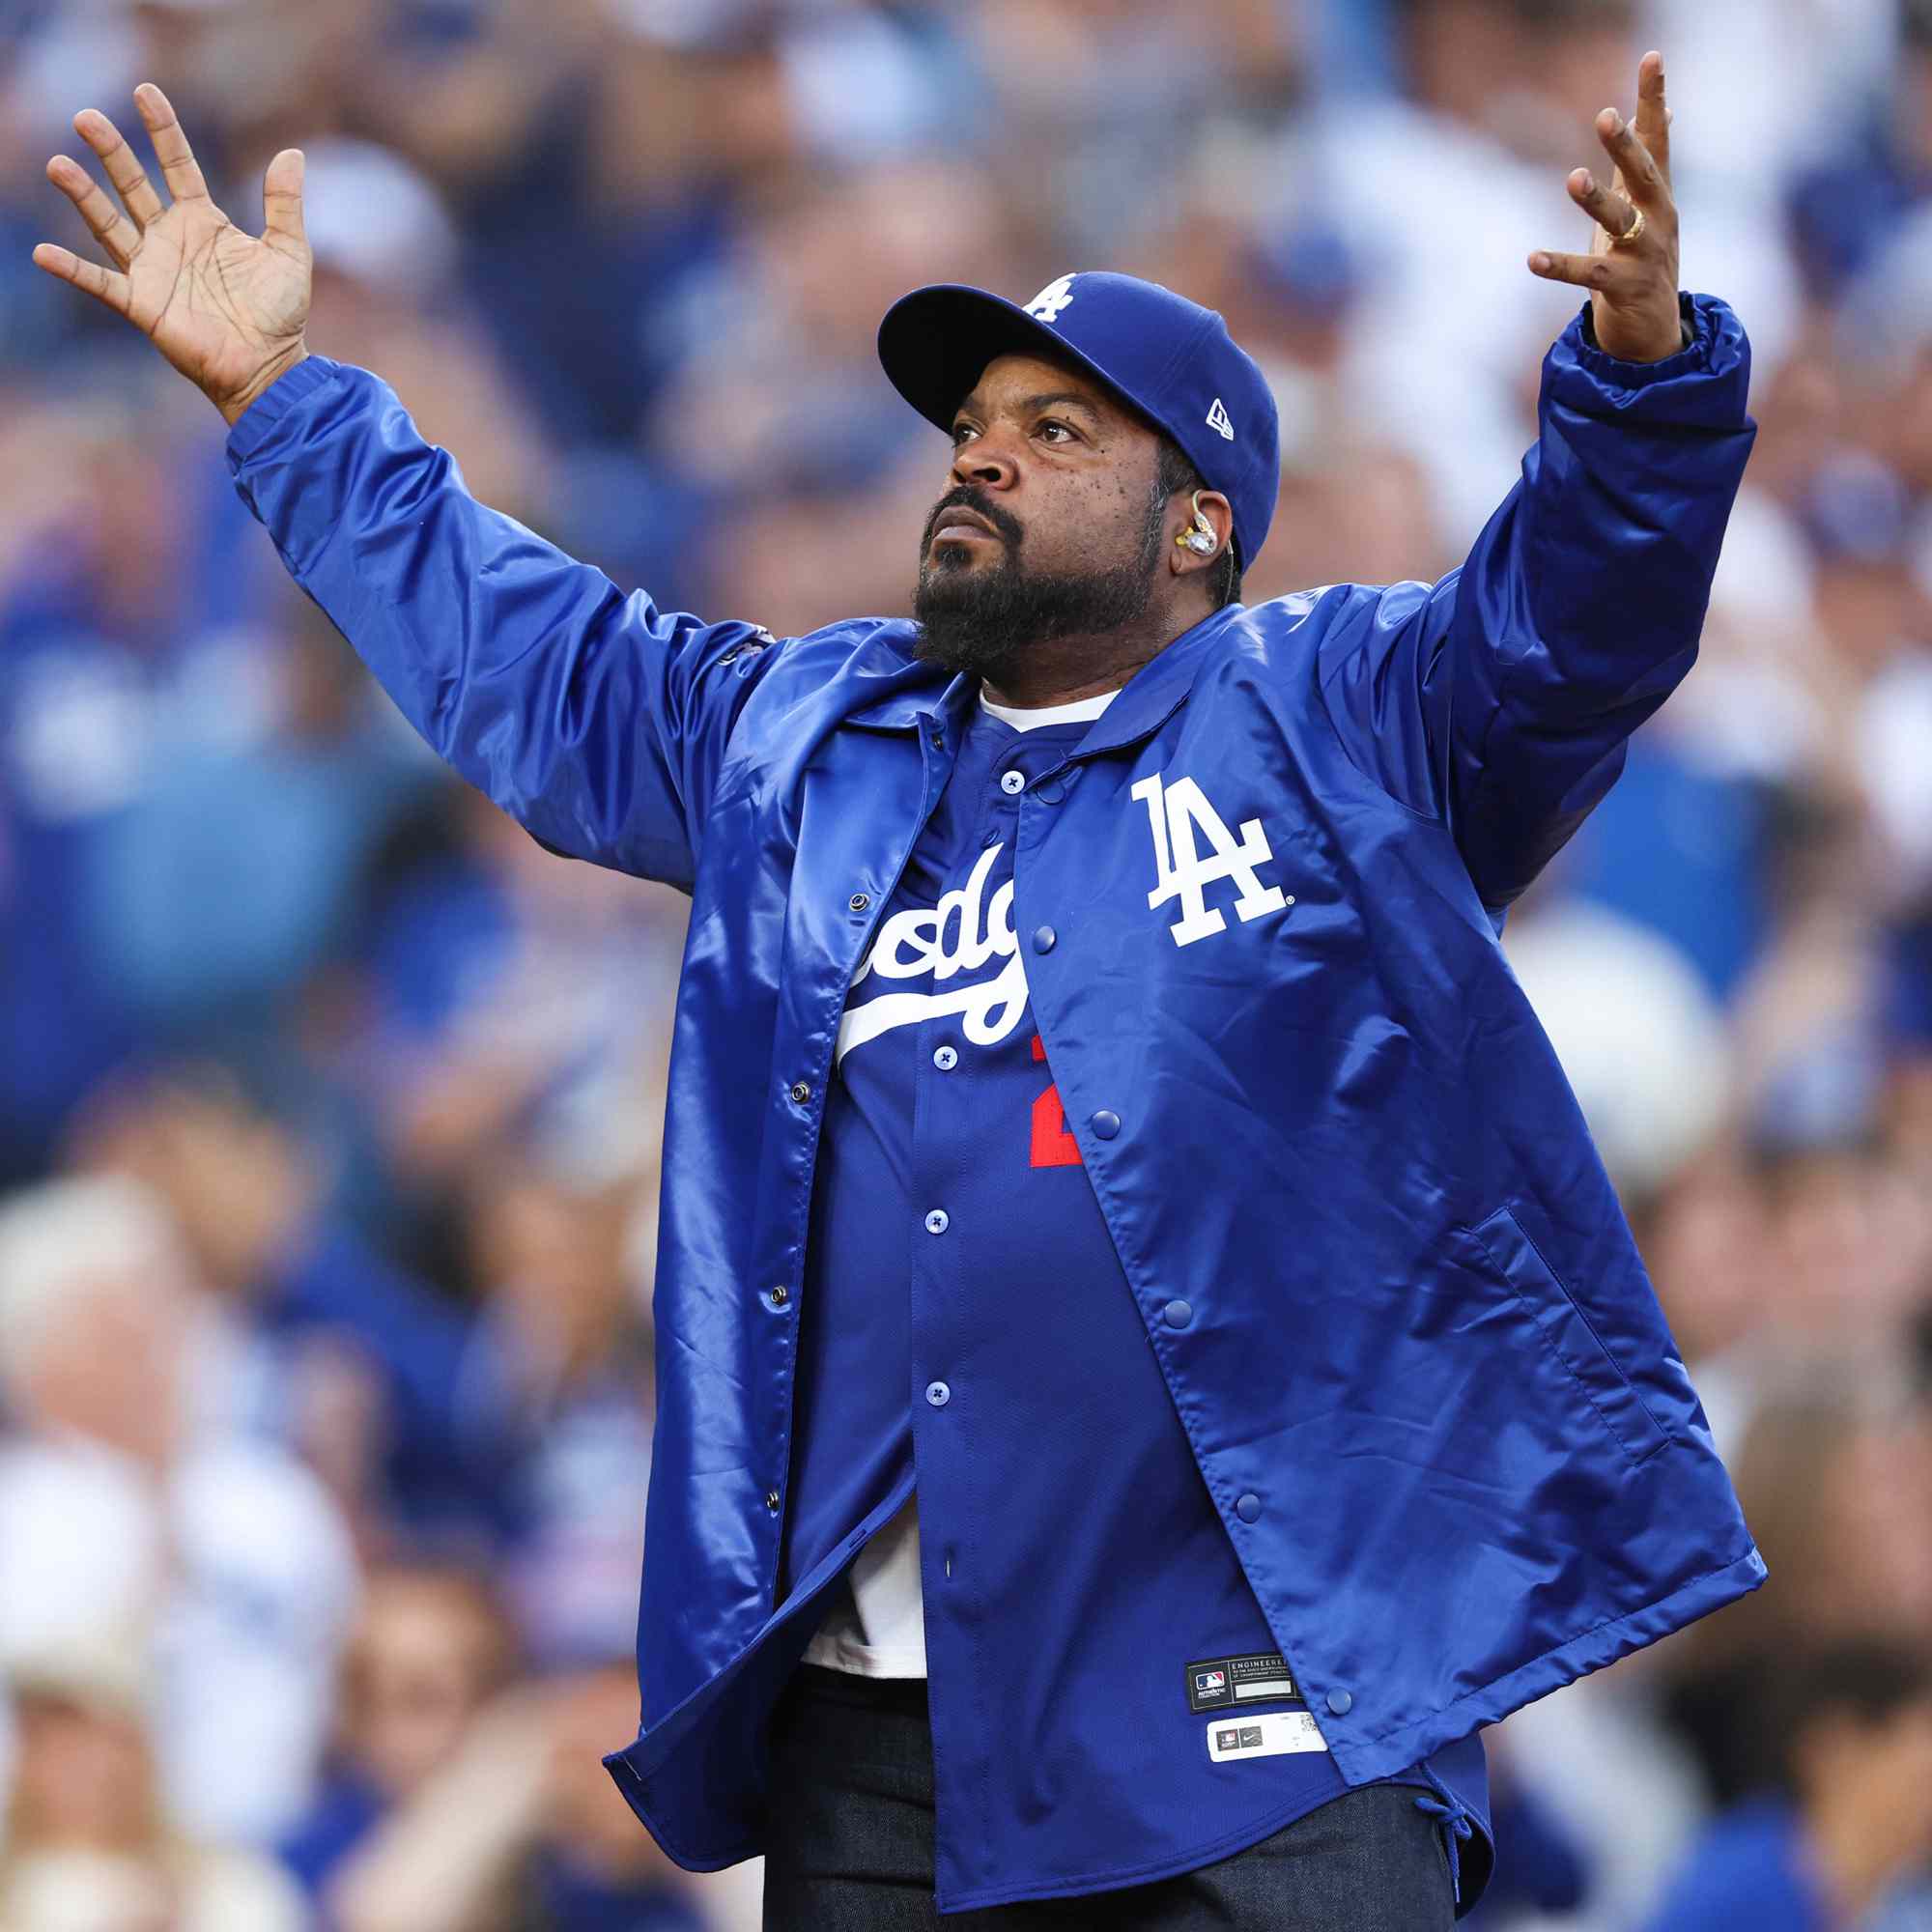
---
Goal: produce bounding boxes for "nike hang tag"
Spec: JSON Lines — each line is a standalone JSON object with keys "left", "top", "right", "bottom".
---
{"left": 1207, "top": 1712, "right": 1330, "bottom": 1761}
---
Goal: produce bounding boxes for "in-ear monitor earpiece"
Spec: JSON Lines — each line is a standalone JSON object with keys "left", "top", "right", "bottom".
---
{"left": 1176, "top": 489, "right": 1217, "bottom": 556}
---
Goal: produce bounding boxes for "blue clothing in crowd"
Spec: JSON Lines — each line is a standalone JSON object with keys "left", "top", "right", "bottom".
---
{"left": 278, "top": 1773, "right": 386, "bottom": 1901}
{"left": 1640, "top": 1797, "right": 1835, "bottom": 1932}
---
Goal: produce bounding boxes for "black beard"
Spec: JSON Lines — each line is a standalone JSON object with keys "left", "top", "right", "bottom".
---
{"left": 910, "top": 487, "right": 1166, "bottom": 680}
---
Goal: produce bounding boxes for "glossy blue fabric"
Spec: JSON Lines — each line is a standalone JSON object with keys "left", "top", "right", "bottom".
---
{"left": 226, "top": 291, "right": 1766, "bottom": 1916}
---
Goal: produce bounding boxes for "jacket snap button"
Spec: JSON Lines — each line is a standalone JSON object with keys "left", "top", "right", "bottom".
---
{"left": 1163, "top": 1299, "right": 1191, "bottom": 1328}
{"left": 765, "top": 1490, "right": 781, "bottom": 1513}
{"left": 789, "top": 1081, "right": 811, "bottom": 1104}
{"left": 1235, "top": 1492, "right": 1262, "bottom": 1522}
{"left": 1091, "top": 1109, "right": 1121, "bottom": 1139}
{"left": 849, "top": 892, "right": 871, "bottom": 913}
{"left": 1033, "top": 925, "right": 1057, "bottom": 954}
{"left": 768, "top": 1285, "right": 788, "bottom": 1306}
{"left": 1034, "top": 780, "right": 1064, "bottom": 804}
{"left": 1326, "top": 1688, "right": 1353, "bottom": 1717}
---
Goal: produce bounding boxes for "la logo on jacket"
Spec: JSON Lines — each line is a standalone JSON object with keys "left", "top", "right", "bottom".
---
{"left": 1132, "top": 772, "right": 1290, "bottom": 947}
{"left": 836, "top": 770, "right": 1290, "bottom": 1066}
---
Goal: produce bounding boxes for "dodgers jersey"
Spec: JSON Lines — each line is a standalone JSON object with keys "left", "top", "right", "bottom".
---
{"left": 795, "top": 690, "right": 1115, "bottom": 1681}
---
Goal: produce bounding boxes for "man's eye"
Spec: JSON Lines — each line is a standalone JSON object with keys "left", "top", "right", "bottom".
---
{"left": 1038, "top": 421, "right": 1077, "bottom": 443}
{"left": 951, "top": 424, "right": 979, "bottom": 445}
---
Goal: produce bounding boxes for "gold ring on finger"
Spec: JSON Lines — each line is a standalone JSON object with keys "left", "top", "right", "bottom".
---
{"left": 1608, "top": 205, "right": 1646, "bottom": 249}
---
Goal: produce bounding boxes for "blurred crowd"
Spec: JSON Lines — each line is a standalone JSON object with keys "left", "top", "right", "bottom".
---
{"left": 2, "top": 0, "right": 1931, "bottom": 1926}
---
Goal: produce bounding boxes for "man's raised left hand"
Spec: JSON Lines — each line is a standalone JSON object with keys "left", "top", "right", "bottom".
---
{"left": 1528, "top": 50, "right": 1686, "bottom": 364}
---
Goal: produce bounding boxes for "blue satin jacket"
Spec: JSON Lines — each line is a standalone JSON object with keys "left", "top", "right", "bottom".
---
{"left": 227, "top": 291, "right": 1765, "bottom": 1895}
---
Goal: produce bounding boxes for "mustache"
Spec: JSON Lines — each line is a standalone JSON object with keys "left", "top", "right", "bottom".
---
{"left": 921, "top": 487, "right": 1023, "bottom": 551}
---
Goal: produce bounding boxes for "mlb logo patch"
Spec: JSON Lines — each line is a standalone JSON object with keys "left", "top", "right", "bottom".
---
{"left": 1214, "top": 1727, "right": 1242, "bottom": 1752}
{"left": 1186, "top": 1651, "right": 1300, "bottom": 1712}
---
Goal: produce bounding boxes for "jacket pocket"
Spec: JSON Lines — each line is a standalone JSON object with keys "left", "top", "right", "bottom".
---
{"left": 1462, "top": 1204, "right": 1673, "bottom": 1470}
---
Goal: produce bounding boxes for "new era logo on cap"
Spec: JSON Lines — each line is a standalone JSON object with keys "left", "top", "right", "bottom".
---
{"left": 1206, "top": 397, "right": 1235, "bottom": 440}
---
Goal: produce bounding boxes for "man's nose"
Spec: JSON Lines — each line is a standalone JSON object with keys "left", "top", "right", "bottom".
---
{"left": 950, "top": 433, "right": 1017, "bottom": 492}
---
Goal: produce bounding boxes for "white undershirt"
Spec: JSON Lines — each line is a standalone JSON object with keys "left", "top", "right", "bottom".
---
{"left": 801, "top": 684, "right": 1121, "bottom": 1679}
{"left": 978, "top": 688, "right": 1120, "bottom": 731}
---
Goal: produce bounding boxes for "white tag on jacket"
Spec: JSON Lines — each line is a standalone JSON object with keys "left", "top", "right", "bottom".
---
{"left": 1206, "top": 1711, "right": 1330, "bottom": 1762}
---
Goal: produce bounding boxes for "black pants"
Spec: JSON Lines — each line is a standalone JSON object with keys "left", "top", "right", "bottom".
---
{"left": 763, "top": 1663, "right": 1457, "bottom": 1930}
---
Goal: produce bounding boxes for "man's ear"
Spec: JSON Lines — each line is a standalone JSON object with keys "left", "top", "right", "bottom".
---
{"left": 1166, "top": 489, "right": 1234, "bottom": 579}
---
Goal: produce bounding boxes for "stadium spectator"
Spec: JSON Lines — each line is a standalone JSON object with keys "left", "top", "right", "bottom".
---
{"left": 0, "top": 1627, "right": 305, "bottom": 1932}
{"left": 280, "top": 1563, "right": 521, "bottom": 1904}
{"left": 1639, "top": 1640, "right": 1932, "bottom": 1931}
{"left": 71, "top": 1055, "right": 659, "bottom": 1661}
{"left": 325, "top": 1663, "right": 709, "bottom": 1932}
{"left": 0, "top": 1172, "right": 360, "bottom": 1847}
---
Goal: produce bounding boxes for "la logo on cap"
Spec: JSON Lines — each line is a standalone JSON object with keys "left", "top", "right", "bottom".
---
{"left": 1206, "top": 397, "right": 1236, "bottom": 440}
{"left": 1025, "top": 275, "right": 1077, "bottom": 323}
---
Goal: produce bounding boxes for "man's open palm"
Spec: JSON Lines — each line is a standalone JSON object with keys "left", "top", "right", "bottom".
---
{"left": 33, "top": 85, "right": 311, "bottom": 424}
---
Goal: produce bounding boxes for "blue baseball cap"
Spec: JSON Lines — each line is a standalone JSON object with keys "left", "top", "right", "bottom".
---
{"left": 878, "top": 270, "right": 1280, "bottom": 570}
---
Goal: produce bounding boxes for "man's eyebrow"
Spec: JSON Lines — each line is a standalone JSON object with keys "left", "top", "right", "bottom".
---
{"left": 952, "top": 389, "right": 1111, "bottom": 424}
{"left": 1019, "top": 389, "right": 1107, "bottom": 419}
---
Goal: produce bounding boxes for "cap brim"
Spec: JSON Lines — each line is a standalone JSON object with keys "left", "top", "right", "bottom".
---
{"left": 878, "top": 284, "right": 1149, "bottom": 440}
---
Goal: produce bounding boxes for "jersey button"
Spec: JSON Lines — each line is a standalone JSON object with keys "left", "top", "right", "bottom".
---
{"left": 1000, "top": 769, "right": 1025, "bottom": 795}
{"left": 1032, "top": 925, "right": 1057, "bottom": 954}
{"left": 925, "top": 1380, "right": 951, "bottom": 1406}
{"left": 1162, "top": 1299, "right": 1191, "bottom": 1328}
{"left": 765, "top": 1490, "right": 781, "bottom": 1513}
{"left": 1326, "top": 1689, "right": 1353, "bottom": 1717}
{"left": 789, "top": 1081, "right": 812, "bottom": 1104}
{"left": 848, "top": 892, "right": 871, "bottom": 913}
{"left": 1091, "top": 1109, "right": 1121, "bottom": 1139}
{"left": 1235, "top": 1492, "right": 1262, "bottom": 1522}
{"left": 932, "top": 1044, "right": 958, "bottom": 1070}
{"left": 924, "top": 1208, "right": 950, "bottom": 1235}
{"left": 768, "top": 1285, "right": 788, "bottom": 1307}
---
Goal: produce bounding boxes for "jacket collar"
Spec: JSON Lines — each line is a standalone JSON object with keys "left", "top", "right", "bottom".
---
{"left": 1065, "top": 603, "right": 1245, "bottom": 758}
{"left": 839, "top": 604, "right": 1245, "bottom": 750}
{"left": 839, "top": 631, "right": 960, "bottom": 732}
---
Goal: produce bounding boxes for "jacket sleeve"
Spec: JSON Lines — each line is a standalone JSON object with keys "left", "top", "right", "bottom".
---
{"left": 225, "top": 355, "right": 781, "bottom": 890}
{"left": 1315, "top": 292, "right": 1755, "bottom": 909}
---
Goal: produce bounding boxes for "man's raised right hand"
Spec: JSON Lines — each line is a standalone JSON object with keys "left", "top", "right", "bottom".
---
{"left": 33, "top": 84, "right": 312, "bottom": 426}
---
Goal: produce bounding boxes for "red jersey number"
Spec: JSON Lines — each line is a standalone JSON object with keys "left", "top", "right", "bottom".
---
{"left": 1030, "top": 1035, "right": 1082, "bottom": 1168}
